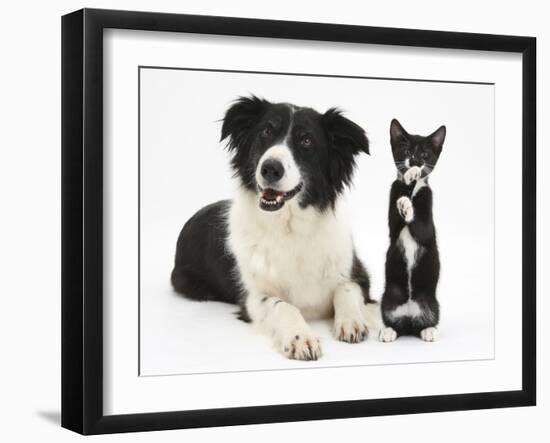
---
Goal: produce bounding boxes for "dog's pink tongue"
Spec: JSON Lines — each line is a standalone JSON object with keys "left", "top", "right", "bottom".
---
{"left": 262, "top": 189, "right": 284, "bottom": 201}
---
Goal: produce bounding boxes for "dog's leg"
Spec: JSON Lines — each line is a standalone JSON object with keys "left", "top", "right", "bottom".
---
{"left": 333, "top": 282, "right": 371, "bottom": 343}
{"left": 247, "top": 294, "right": 321, "bottom": 361}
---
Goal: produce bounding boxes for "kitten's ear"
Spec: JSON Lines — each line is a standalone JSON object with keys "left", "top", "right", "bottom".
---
{"left": 390, "top": 118, "right": 408, "bottom": 145}
{"left": 430, "top": 125, "right": 446, "bottom": 154}
{"left": 220, "top": 95, "right": 268, "bottom": 148}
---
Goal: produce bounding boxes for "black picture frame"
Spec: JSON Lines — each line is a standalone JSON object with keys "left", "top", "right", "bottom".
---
{"left": 61, "top": 8, "right": 536, "bottom": 435}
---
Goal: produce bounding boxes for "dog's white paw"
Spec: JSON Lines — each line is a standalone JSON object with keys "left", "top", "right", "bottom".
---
{"left": 334, "top": 317, "right": 369, "bottom": 343}
{"left": 397, "top": 196, "right": 414, "bottom": 223}
{"left": 280, "top": 331, "right": 322, "bottom": 361}
{"left": 420, "top": 327, "right": 438, "bottom": 342}
{"left": 379, "top": 327, "right": 398, "bottom": 343}
{"left": 403, "top": 166, "right": 422, "bottom": 185}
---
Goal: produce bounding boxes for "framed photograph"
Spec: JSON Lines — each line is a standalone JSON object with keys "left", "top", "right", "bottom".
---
{"left": 62, "top": 8, "right": 536, "bottom": 435}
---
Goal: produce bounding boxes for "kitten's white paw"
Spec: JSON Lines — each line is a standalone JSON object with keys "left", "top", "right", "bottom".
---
{"left": 280, "top": 330, "right": 322, "bottom": 361}
{"left": 334, "top": 317, "right": 369, "bottom": 343}
{"left": 403, "top": 166, "right": 422, "bottom": 185}
{"left": 420, "top": 327, "right": 438, "bottom": 342}
{"left": 379, "top": 327, "right": 398, "bottom": 342}
{"left": 397, "top": 196, "right": 414, "bottom": 223}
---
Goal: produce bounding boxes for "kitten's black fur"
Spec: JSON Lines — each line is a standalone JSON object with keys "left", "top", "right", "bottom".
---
{"left": 381, "top": 119, "right": 446, "bottom": 340}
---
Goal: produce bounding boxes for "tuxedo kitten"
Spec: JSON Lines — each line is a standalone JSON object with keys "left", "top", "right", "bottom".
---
{"left": 379, "top": 119, "right": 446, "bottom": 343}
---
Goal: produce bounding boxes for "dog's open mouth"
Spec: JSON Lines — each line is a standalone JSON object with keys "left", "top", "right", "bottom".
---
{"left": 258, "top": 182, "right": 303, "bottom": 212}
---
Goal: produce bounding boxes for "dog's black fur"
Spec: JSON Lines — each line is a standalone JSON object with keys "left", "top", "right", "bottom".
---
{"left": 171, "top": 200, "right": 241, "bottom": 304}
{"left": 221, "top": 96, "right": 369, "bottom": 210}
{"left": 381, "top": 119, "right": 446, "bottom": 337}
{"left": 171, "top": 96, "right": 373, "bottom": 316}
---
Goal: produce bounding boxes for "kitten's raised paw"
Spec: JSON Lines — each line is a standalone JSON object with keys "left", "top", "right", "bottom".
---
{"left": 420, "top": 327, "right": 438, "bottom": 342}
{"left": 334, "top": 317, "right": 369, "bottom": 343}
{"left": 379, "top": 327, "right": 397, "bottom": 342}
{"left": 403, "top": 166, "right": 422, "bottom": 185}
{"left": 397, "top": 196, "right": 414, "bottom": 223}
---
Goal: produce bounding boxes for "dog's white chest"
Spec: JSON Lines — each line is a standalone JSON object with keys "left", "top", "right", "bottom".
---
{"left": 228, "top": 192, "right": 353, "bottom": 319}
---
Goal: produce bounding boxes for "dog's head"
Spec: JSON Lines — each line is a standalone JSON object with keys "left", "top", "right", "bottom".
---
{"left": 221, "top": 96, "right": 369, "bottom": 212}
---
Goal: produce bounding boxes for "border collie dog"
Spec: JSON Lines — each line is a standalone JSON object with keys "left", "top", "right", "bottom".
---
{"left": 171, "top": 96, "right": 378, "bottom": 360}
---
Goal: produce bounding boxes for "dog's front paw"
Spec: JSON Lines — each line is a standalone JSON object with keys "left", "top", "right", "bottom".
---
{"left": 334, "top": 317, "right": 369, "bottom": 343}
{"left": 403, "top": 166, "right": 422, "bottom": 185}
{"left": 397, "top": 196, "right": 414, "bottom": 223}
{"left": 420, "top": 327, "right": 438, "bottom": 342}
{"left": 280, "top": 331, "right": 321, "bottom": 361}
{"left": 379, "top": 327, "right": 398, "bottom": 342}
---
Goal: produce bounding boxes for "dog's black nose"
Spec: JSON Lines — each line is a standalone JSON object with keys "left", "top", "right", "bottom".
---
{"left": 261, "top": 159, "right": 284, "bottom": 184}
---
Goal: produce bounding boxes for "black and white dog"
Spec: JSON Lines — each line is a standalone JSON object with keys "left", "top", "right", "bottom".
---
{"left": 171, "top": 96, "right": 379, "bottom": 360}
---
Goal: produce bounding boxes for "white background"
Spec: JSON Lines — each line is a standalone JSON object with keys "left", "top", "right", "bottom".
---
{"left": 139, "top": 67, "right": 495, "bottom": 376}
{"left": 0, "top": 1, "right": 546, "bottom": 442}
{"left": 103, "top": 30, "right": 521, "bottom": 414}
{"left": 105, "top": 30, "right": 520, "bottom": 415}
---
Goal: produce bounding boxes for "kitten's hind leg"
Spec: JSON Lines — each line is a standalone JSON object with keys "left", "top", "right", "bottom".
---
{"left": 379, "top": 327, "right": 398, "bottom": 342}
{"left": 379, "top": 284, "right": 408, "bottom": 342}
{"left": 412, "top": 293, "right": 440, "bottom": 341}
{"left": 420, "top": 327, "right": 438, "bottom": 342}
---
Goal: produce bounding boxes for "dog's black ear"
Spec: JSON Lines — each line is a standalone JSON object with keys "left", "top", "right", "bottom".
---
{"left": 323, "top": 108, "right": 370, "bottom": 156}
{"left": 220, "top": 96, "right": 268, "bottom": 149}
{"left": 322, "top": 108, "right": 369, "bottom": 192}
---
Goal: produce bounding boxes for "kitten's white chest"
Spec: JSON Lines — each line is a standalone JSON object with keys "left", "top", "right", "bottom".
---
{"left": 398, "top": 226, "right": 423, "bottom": 295}
{"left": 398, "top": 226, "right": 420, "bottom": 274}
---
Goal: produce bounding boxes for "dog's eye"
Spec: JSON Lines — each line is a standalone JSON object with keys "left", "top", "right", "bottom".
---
{"left": 262, "top": 125, "right": 273, "bottom": 138}
{"left": 301, "top": 136, "right": 313, "bottom": 148}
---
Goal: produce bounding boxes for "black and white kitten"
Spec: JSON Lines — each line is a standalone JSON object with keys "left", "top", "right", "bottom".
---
{"left": 379, "top": 119, "right": 446, "bottom": 342}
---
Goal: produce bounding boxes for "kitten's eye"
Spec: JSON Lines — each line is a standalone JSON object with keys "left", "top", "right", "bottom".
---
{"left": 301, "top": 135, "right": 313, "bottom": 148}
{"left": 420, "top": 152, "right": 429, "bottom": 159}
{"left": 262, "top": 125, "right": 274, "bottom": 137}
